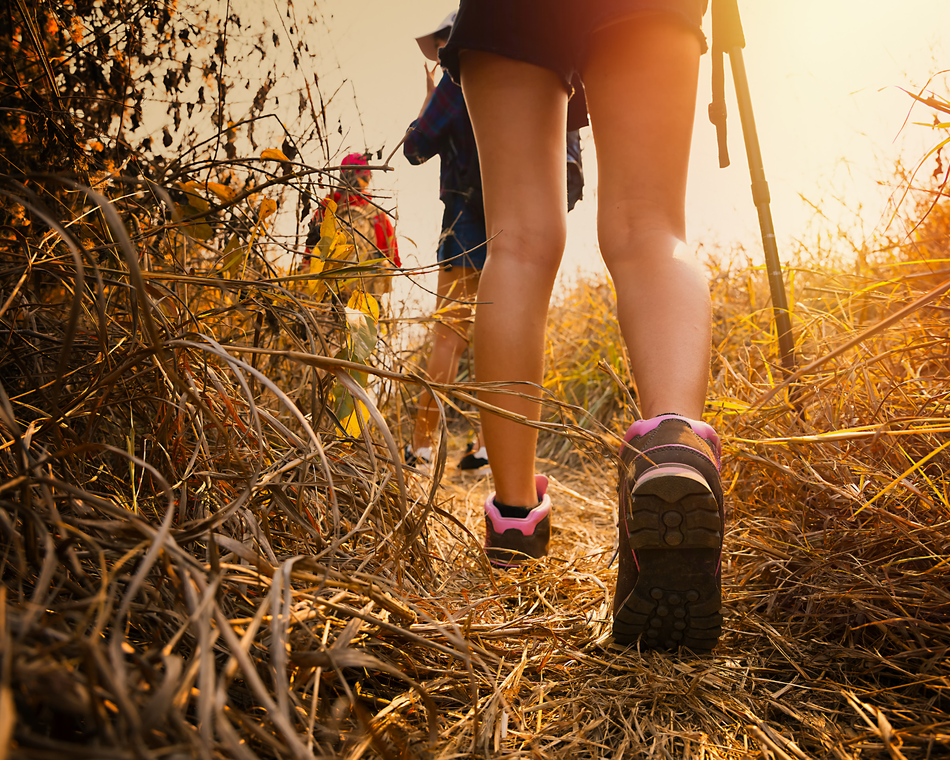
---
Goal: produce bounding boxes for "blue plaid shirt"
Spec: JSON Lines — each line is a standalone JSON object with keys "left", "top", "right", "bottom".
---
{"left": 403, "top": 75, "right": 477, "bottom": 205}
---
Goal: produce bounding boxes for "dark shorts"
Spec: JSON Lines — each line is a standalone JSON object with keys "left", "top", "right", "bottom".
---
{"left": 437, "top": 198, "right": 488, "bottom": 271}
{"left": 440, "top": 0, "right": 708, "bottom": 119}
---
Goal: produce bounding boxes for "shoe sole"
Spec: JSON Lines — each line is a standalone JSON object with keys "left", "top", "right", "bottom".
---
{"left": 613, "top": 465, "right": 723, "bottom": 652}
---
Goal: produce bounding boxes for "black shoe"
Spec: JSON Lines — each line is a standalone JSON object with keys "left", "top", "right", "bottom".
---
{"left": 404, "top": 445, "right": 432, "bottom": 474}
{"left": 459, "top": 443, "right": 490, "bottom": 472}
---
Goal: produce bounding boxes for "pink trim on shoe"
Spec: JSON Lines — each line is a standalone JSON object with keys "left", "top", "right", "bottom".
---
{"left": 622, "top": 414, "right": 721, "bottom": 460}
{"left": 484, "top": 475, "right": 550, "bottom": 535}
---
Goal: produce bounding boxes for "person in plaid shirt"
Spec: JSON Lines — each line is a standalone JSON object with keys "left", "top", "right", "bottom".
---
{"left": 402, "top": 10, "right": 490, "bottom": 475}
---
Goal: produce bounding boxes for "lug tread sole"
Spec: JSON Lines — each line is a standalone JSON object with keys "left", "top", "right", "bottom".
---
{"left": 614, "top": 469, "right": 723, "bottom": 652}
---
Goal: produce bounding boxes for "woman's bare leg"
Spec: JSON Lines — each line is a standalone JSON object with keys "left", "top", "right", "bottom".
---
{"left": 411, "top": 265, "right": 480, "bottom": 452}
{"left": 460, "top": 53, "right": 568, "bottom": 507}
{"left": 583, "top": 15, "right": 722, "bottom": 651}
{"left": 583, "top": 13, "right": 708, "bottom": 419}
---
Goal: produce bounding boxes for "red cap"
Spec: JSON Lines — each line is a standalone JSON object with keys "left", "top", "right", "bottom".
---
{"left": 341, "top": 152, "right": 369, "bottom": 167}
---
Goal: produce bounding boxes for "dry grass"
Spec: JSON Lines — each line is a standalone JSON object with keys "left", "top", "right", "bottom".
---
{"left": 3, "top": 167, "right": 950, "bottom": 760}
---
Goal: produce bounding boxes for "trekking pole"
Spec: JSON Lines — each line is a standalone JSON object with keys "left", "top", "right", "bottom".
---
{"left": 708, "top": 0, "right": 796, "bottom": 379}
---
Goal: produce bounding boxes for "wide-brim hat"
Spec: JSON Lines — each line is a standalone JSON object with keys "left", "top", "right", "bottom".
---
{"left": 415, "top": 10, "right": 456, "bottom": 62}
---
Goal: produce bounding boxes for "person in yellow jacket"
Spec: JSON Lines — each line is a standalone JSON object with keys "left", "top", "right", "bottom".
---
{"left": 302, "top": 152, "right": 400, "bottom": 298}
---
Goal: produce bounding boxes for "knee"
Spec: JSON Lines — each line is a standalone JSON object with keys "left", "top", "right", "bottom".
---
{"left": 598, "top": 210, "right": 689, "bottom": 272}
{"left": 486, "top": 219, "right": 566, "bottom": 279}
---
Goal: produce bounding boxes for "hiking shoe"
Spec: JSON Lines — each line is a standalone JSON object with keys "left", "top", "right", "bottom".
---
{"left": 404, "top": 445, "right": 432, "bottom": 475}
{"left": 613, "top": 414, "right": 724, "bottom": 652}
{"left": 459, "top": 443, "right": 490, "bottom": 472}
{"left": 484, "top": 475, "right": 551, "bottom": 567}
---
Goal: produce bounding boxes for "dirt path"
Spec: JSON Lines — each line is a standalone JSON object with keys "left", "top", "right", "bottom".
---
{"left": 392, "top": 437, "right": 936, "bottom": 759}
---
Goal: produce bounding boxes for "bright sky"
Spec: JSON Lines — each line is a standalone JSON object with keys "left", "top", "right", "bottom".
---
{"left": 301, "top": 1, "right": 950, "bottom": 293}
